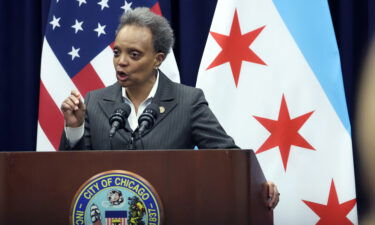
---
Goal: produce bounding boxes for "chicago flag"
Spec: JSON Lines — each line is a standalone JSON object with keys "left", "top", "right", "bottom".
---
{"left": 196, "top": 0, "right": 358, "bottom": 224}
{"left": 37, "top": 0, "right": 179, "bottom": 151}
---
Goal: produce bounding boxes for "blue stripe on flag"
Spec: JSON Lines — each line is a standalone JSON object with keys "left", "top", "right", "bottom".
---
{"left": 272, "top": 0, "right": 351, "bottom": 134}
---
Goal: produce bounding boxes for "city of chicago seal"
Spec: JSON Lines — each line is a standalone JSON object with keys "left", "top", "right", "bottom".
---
{"left": 71, "top": 170, "right": 163, "bottom": 225}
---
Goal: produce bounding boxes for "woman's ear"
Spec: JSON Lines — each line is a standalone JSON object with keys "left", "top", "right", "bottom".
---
{"left": 154, "top": 52, "right": 165, "bottom": 69}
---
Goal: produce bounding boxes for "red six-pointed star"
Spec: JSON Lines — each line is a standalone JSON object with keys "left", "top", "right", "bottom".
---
{"left": 253, "top": 95, "right": 315, "bottom": 171}
{"left": 303, "top": 180, "right": 357, "bottom": 225}
{"left": 206, "top": 9, "right": 266, "bottom": 87}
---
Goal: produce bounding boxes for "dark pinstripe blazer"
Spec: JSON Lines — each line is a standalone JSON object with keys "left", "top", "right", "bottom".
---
{"left": 59, "top": 71, "right": 238, "bottom": 150}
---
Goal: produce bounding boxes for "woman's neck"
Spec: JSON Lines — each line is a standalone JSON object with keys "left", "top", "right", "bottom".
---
{"left": 126, "top": 73, "right": 157, "bottom": 112}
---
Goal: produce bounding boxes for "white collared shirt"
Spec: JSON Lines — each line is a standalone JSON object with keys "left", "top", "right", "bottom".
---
{"left": 122, "top": 71, "right": 159, "bottom": 131}
{"left": 65, "top": 71, "right": 160, "bottom": 147}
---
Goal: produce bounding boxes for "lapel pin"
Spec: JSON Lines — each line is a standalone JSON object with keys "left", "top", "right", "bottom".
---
{"left": 159, "top": 106, "right": 165, "bottom": 114}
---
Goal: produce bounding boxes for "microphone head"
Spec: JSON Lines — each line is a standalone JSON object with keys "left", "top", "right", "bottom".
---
{"left": 144, "top": 103, "right": 159, "bottom": 119}
{"left": 138, "top": 103, "right": 159, "bottom": 129}
{"left": 120, "top": 103, "right": 131, "bottom": 118}
{"left": 109, "top": 104, "right": 131, "bottom": 128}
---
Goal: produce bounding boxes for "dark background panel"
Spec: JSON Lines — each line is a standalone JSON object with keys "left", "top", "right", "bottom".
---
{"left": 0, "top": 0, "right": 373, "bottom": 218}
{"left": 0, "top": 0, "right": 49, "bottom": 151}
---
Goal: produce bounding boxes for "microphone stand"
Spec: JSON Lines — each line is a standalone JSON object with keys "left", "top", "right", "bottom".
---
{"left": 128, "top": 131, "right": 136, "bottom": 150}
{"left": 110, "top": 130, "right": 137, "bottom": 150}
{"left": 109, "top": 135, "right": 114, "bottom": 150}
{"left": 130, "top": 129, "right": 146, "bottom": 150}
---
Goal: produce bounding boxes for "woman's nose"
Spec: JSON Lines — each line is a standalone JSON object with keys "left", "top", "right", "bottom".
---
{"left": 117, "top": 54, "right": 128, "bottom": 66}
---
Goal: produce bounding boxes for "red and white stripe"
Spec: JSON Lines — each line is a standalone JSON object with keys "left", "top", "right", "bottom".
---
{"left": 106, "top": 217, "right": 127, "bottom": 225}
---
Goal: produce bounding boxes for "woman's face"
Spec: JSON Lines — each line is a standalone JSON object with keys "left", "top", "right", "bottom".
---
{"left": 113, "top": 25, "right": 164, "bottom": 88}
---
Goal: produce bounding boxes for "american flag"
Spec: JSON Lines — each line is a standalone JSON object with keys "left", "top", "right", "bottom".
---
{"left": 37, "top": 0, "right": 179, "bottom": 151}
{"left": 105, "top": 210, "right": 128, "bottom": 225}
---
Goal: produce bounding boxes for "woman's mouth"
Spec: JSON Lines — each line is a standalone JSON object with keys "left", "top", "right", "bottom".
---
{"left": 116, "top": 71, "right": 128, "bottom": 81}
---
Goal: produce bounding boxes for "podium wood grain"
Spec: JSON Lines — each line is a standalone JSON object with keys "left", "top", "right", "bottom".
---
{"left": 0, "top": 150, "right": 273, "bottom": 225}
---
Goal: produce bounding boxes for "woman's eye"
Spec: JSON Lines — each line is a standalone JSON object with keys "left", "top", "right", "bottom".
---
{"left": 130, "top": 52, "right": 140, "bottom": 59}
{"left": 113, "top": 49, "right": 119, "bottom": 57}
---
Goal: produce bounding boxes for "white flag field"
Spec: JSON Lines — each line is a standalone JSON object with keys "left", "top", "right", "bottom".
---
{"left": 196, "top": 0, "right": 357, "bottom": 224}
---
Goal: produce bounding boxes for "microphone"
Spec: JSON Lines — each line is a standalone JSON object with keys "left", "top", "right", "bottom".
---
{"left": 137, "top": 103, "right": 159, "bottom": 136}
{"left": 109, "top": 104, "right": 131, "bottom": 137}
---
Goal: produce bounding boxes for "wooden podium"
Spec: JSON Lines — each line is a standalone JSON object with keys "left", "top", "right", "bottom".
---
{"left": 0, "top": 150, "right": 273, "bottom": 225}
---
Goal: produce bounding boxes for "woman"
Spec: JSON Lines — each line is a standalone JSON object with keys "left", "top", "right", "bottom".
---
{"left": 60, "top": 8, "right": 237, "bottom": 151}
{"left": 60, "top": 7, "right": 279, "bottom": 209}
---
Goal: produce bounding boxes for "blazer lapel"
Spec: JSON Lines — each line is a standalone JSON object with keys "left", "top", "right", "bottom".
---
{"left": 141, "top": 71, "right": 177, "bottom": 137}
{"left": 97, "top": 82, "right": 132, "bottom": 138}
{"left": 98, "top": 82, "right": 123, "bottom": 117}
